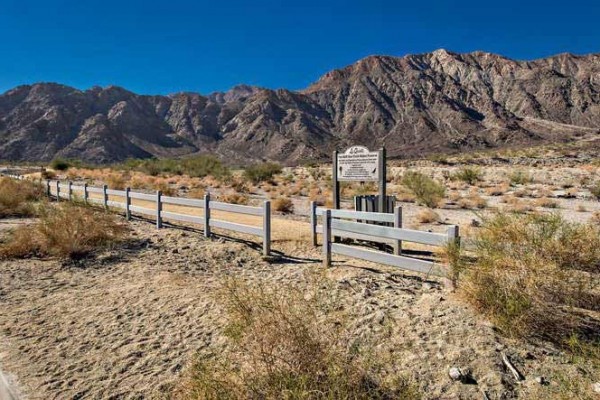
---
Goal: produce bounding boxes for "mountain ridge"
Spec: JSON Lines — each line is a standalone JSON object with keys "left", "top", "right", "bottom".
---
{"left": 1, "top": 49, "right": 599, "bottom": 165}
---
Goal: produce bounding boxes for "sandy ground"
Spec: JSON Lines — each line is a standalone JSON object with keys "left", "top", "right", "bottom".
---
{"left": 0, "top": 215, "right": 592, "bottom": 399}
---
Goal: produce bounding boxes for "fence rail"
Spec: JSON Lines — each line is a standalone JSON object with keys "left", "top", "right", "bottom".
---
{"left": 34, "top": 178, "right": 272, "bottom": 256}
{"left": 320, "top": 208, "right": 459, "bottom": 277}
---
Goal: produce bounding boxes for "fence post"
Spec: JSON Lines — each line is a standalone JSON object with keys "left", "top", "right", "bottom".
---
{"left": 46, "top": 179, "right": 50, "bottom": 198}
{"left": 263, "top": 200, "right": 271, "bottom": 256}
{"left": 68, "top": 181, "right": 73, "bottom": 202}
{"left": 322, "top": 209, "right": 332, "bottom": 267}
{"left": 156, "top": 190, "right": 162, "bottom": 229}
{"left": 204, "top": 192, "right": 211, "bottom": 237}
{"left": 83, "top": 183, "right": 88, "bottom": 205}
{"left": 103, "top": 185, "right": 108, "bottom": 210}
{"left": 393, "top": 206, "right": 402, "bottom": 255}
{"left": 56, "top": 181, "right": 60, "bottom": 202}
{"left": 447, "top": 225, "right": 460, "bottom": 246}
{"left": 310, "top": 201, "right": 317, "bottom": 246}
{"left": 125, "top": 187, "right": 131, "bottom": 220}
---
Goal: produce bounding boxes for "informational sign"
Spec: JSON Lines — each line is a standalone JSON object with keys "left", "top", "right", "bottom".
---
{"left": 337, "top": 146, "right": 380, "bottom": 181}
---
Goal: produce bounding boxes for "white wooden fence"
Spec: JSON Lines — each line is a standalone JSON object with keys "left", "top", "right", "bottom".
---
{"left": 317, "top": 206, "right": 459, "bottom": 277}
{"left": 45, "top": 179, "right": 272, "bottom": 256}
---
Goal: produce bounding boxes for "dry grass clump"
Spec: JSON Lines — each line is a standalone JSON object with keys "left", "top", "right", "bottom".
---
{"left": 592, "top": 211, "right": 600, "bottom": 225}
{"left": 533, "top": 197, "right": 560, "bottom": 209}
{"left": 0, "top": 203, "right": 128, "bottom": 259}
{"left": 105, "top": 173, "right": 127, "bottom": 190}
{"left": 416, "top": 208, "right": 440, "bottom": 224}
{"left": 457, "top": 212, "right": 600, "bottom": 340}
{"left": 188, "top": 187, "right": 206, "bottom": 199}
{"left": 590, "top": 181, "right": 600, "bottom": 200}
{"left": 220, "top": 192, "right": 249, "bottom": 205}
{"left": 272, "top": 197, "right": 294, "bottom": 214}
{"left": 401, "top": 171, "right": 445, "bottom": 208}
{"left": 0, "top": 177, "right": 44, "bottom": 218}
{"left": 509, "top": 170, "right": 533, "bottom": 185}
{"left": 458, "top": 193, "right": 487, "bottom": 210}
{"left": 485, "top": 182, "right": 509, "bottom": 196}
{"left": 154, "top": 180, "right": 177, "bottom": 196}
{"left": 174, "top": 278, "right": 419, "bottom": 399}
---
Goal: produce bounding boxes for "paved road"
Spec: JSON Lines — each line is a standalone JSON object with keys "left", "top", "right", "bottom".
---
{"left": 0, "top": 368, "right": 21, "bottom": 400}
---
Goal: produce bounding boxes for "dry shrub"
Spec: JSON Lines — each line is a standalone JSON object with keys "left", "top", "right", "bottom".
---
{"left": 174, "top": 278, "right": 419, "bottom": 399}
{"left": 272, "top": 197, "right": 294, "bottom": 214}
{"left": 0, "top": 177, "right": 44, "bottom": 218}
{"left": 591, "top": 181, "right": 600, "bottom": 200}
{"left": 533, "top": 197, "right": 560, "bottom": 209}
{"left": 416, "top": 208, "right": 440, "bottom": 223}
{"left": 155, "top": 180, "right": 177, "bottom": 196}
{"left": 105, "top": 173, "right": 127, "bottom": 190}
{"left": 0, "top": 203, "right": 128, "bottom": 259}
{"left": 220, "top": 193, "right": 249, "bottom": 205}
{"left": 485, "top": 183, "right": 509, "bottom": 196}
{"left": 458, "top": 194, "right": 487, "bottom": 210}
{"left": 458, "top": 213, "right": 600, "bottom": 341}
{"left": 592, "top": 211, "right": 600, "bottom": 225}
{"left": 188, "top": 187, "right": 206, "bottom": 199}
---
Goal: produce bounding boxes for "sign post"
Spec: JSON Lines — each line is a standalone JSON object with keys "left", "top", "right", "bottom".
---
{"left": 333, "top": 145, "right": 386, "bottom": 211}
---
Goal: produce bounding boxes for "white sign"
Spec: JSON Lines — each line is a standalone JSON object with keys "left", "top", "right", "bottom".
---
{"left": 337, "top": 146, "right": 380, "bottom": 182}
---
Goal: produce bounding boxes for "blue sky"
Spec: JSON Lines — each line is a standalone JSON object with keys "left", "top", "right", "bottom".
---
{"left": 0, "top": 0, "right": 598, "bottom": 95}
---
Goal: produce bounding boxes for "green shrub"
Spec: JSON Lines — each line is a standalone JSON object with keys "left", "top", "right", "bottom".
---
{"left": 509, "top": 170, "right": 532, "bottom": 185}
{"left": 401, "top": 171, "right": 445, "bottom": 208}
{"left": 243, "top": 162, "right": 282, "bottom": 184}
{"left": 118, "top": 156, "right": 230, "bottom": 179}
{"left": 459, "top": 213, "right": 600, "bottom": 342}
{"left": 50, "top": 158, "right": 73, "bottom": 171}
{"left": 451, "top": 167, "right": 482, "bottom": 185}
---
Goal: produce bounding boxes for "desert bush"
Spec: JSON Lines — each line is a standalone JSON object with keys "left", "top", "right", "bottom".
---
{"left": 458, "top": 213, "right": 600, "bottom": 341}
{"left": 243, "top": 162, "right": 282, "bottom": 184}
{"left": 485, "top": 183, "right": 509, "bottom": 196}
{"left": 105, "top": 173, "right": 127, "bottom": 190}
{"left": 272, "top": 197, "right": 294, "bottom": 214}
{"left": 509, "top": 170, "right": 532, "bottom": 185}
{"left": 188, "top": 187, "right": 206, "bottom": 199}
{"left": 451, "top": 167, "right": 482, "bottom": 185}
{"left": 0, "top": 203, "right": 128, "bottom": 259}
{"left": 458, "top": 194, "right": 487, "bottom": 209}
{"left": 220, "top": 193, "right": 249, "bottom": 205}
{"left": 591, "top": 181, "right": 600, "bottom": 200}
{"left": 154, "top": 181, "right": 177, "bottom": 196}
{"left": 41, "top": 170, "right": 56, "bottom": 180}
{"left": 533, "top": 197, "right": 560, "bottom": 209}
{"left": 416, "top": 208, "right": 440, "bottom": 223}
{"left": 401, "top": 171, "right": 445, "bottom": 208}
{"left": 174, "top": 278, "right": 419, "bottom": 399}
{"left": 0, "top": 177, "right": 44, "bottom": 218}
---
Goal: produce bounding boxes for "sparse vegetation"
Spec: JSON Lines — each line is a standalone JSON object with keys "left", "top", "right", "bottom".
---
{"left": 220, "top": 192, "right": 249, "bottom": 205}
{"left": 0, "top": 203, "right": 129, "bottom": 259}
{"left": 401, "top": 171, "right": 445, "bottom": 208}
{"left": 591, "top": 181, "right": 600, "bottom": 200}
{"left": 120, "top": 156, "right": 231, "bottom": 179}
{"left": 416, "top": 208, "right": 440, "bottom": 223}
{"left": 174, "top": 278, "right": 419, "bottom": 399}
{"left": 509, "top": 170, "right": 533, "bottom": 185}
{"left": 0, "top": 177, "right": 44, "bottom": 217}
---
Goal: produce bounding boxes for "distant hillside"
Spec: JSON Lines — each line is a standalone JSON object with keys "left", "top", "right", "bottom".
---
{"left": 1, "top": 50, "right": 599, "bottom": 165}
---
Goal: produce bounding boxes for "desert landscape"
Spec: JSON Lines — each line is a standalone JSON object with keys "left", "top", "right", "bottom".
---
{"left": 0, "top": 138, "right": 599, "bottom": 399}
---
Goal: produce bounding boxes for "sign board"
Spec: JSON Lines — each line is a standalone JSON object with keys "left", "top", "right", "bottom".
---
{"left": 337, "top": 146, "right": 380, "bottom": 181}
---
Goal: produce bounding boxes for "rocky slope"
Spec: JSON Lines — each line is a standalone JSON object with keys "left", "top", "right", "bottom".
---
{"left": 1, "top": 50, "right": 599, "bottom": 164}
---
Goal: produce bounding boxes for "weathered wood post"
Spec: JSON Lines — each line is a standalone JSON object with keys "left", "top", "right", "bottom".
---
{"left": 125, "top": 187, "right": 131, "bottom": 221}
{"left": 393, "top": 206, "right": 402, "bottom": 255}
{"left": 263, "top": 200, "right": 271, "bottom": 256}
{"left": 83, "top": 183, "right": 88, "bottom": 204}
{"left": 55, "top": 181, "right": 60, "bottom": 202}
{"left": 322, "top": 209, "right": 332, "bottom": 267}
{"left": 68, "top": 181, "right": 73, "bottom": 202}
{"left": 46, "top": 179, "right": 51, "bottom": 198}
{"left": 332, "top": 150, "right": 340, "bottom": 210}
{"left": 310, "top": 201, "right": 317, "bottom": 246}
{"left": 156, "top": 190, "right": 162, "bottom": 229}
{"left": 103, "top": 185, "right": 108, "bottom": 210}
{"left": 203, "top": 192, "right": 211, "bottom": 237}
{"left": 447, "top": 225, "right": 460, "bottom": 247}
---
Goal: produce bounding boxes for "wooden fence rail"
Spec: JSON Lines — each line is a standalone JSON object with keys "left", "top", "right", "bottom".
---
{"left": 38, "top": 178, "right": 272, "bottom": 256}
{"left": 320, "top": 208, "right": 459, "bottom": 277}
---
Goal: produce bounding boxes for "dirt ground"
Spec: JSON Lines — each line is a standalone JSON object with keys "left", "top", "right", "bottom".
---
{"left": 0, "top": 215, "right": 593, "bottom": 399}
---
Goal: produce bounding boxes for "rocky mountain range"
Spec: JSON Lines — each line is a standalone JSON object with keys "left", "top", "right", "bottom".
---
{"left": 1, "top": 49, "right": 599, "bottom": 165}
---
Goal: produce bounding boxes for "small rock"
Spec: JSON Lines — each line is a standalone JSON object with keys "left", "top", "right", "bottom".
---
{"left": 172, "top": 249, "right": 179, "bottom": 254}
{"left": 470, "top": 219, "right": 481, "bottom": 227}
{"left": 592, "top": 382, "right": 600, "bottom": 394}
{"left": 449, "top": 367, "right": 462, "bottom": 381}
{"left": 422, "top": 282, "right": 432, "bottom": 290}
